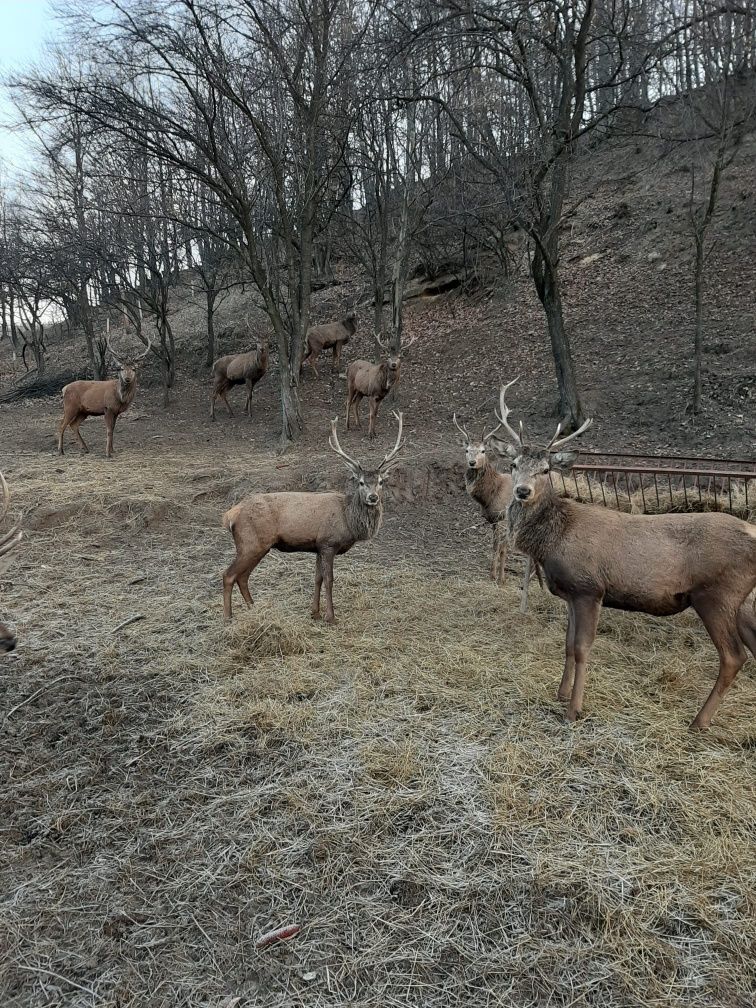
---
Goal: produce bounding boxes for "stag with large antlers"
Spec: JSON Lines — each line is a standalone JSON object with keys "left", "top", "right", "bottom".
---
{"left": 345, "top": 332, "right": 417, "bottom": 438}
{"left": 0, "top": 473, "right": 23, "bottom": 654}
{"left": 487, "top": 379, "right": 756, "bottom": 729}
{"left": 222, "top": 412, "right": 405, "bottom": 623}
{"left": 57, "top": 329, "right": 153, "bottom": 458}
{"left": 452, "top": 410, "right": 541, "bottom": 594}
{"left": 301, "top": 311, "right": 357, "bottom": 377}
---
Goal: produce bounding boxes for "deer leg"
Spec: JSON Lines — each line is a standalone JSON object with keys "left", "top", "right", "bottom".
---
{"left": 221, "top": 391, "right": 235, "bottom": 417}
{"left": 368, "top": 399, "right": 378, "bottom": 438}
{"left": 558, "top": 600, "right": 576, "bottom": 702}
{"left": 310, "top": 353, "right": 320, "bottom": 378}
{"left": 104, "top": 411, "right": 116, "bottom": 458}
{"left": 333, "top": 344, "right": 340, "bottom": 371}
{"left": 223, "top": 547, "right": 268, "bottom": 621}
{"left": 311, "top": 554, "right": 323, "bottom": 619}
{"left": 497, "top": 528, "right": 508, "bottom": 586}
{"left": 70, "top": 417, "right": 90, "bottom": 454}
{"left": 57, "top": 413, "right": 71, "bottom": 455}
{"left": 243, "top": 381, "right": 253, "bottom": 416}
{"left": 689, "top": 595, "right": 748, "bottom": 730}
{"left": 565, "top": 596, "right": 602, "bottom": 722}
{"left": 736, "top": 602, "right": 756, "bottom": 660}
{"left": 321, "top": 549, "right": 336, "bottom": 624}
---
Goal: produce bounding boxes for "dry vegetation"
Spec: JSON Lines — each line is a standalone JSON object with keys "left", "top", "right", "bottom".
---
{"left": 1, "top": 441, "right": 755, "bottom": 1008}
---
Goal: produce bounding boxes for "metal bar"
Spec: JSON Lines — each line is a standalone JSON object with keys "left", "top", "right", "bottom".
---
{"left": 653, "top": 473, "right": 660, "bottom": 509}
{"left": 574, "top": 464, "right": 755, "bottom": 480}
{"left": 580, "top": 450, "right": 755, "bottom": 466}
{"left": 639, "top": 472, "right": 647, "bottom": 512}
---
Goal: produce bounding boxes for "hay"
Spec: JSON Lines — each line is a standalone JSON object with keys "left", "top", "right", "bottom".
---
{"left": 2, "top": 446, "right": 756, "bottom": 1007}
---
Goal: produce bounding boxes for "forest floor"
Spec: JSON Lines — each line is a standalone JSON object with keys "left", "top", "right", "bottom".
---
{"left": 1, "top": 93, "right": 755, "bottom": 1007}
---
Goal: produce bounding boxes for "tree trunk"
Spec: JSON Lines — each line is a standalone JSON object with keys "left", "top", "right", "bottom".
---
{"left": 205, "top": 287, "right": 217, "bottom": 367}
{"left": 692, "top": 235, "right": 704, "bottom": 414}
{"left": 533, "top": 247, "right": 583, "bottom": 426}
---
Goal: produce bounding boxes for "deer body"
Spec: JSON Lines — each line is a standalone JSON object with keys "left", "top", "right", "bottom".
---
{"left": 346, "top": 358, "right": 400, "bottom": 438}
{"left": 222, "top": 413, "right": 404, "bottom": 623}
{"left": 490, "top": 378, "right": 756, "bottom": 728}
{"left": 465, "top": 459, "right": 512, "bottom": 584}
{"left": 210, "top": 344, "right": 268, "bottom": 419}
{"left": 302, "top": 314, "right": 356, "bottom": 376}
{"left": 0, "top": 473, "right": 22, "bottom": 654}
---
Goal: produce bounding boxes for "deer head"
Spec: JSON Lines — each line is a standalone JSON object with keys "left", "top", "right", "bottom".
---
{"left": 487, "top": 378, "right": 593, "bottom": 506}
{"left": 106, "top": 328, "right": 153, "bottom": 392}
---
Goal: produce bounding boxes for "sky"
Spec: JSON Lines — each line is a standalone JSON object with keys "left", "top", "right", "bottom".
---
{"left": 0, "top": 0, "right": 56, "bottom": 172}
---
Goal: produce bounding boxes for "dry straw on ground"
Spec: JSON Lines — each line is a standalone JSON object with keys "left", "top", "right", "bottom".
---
{"left": 1, "top": 450, "right": 755, "bottom": 1007}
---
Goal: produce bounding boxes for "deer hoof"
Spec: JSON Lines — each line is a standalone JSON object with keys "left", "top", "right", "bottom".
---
{"left": 311, "top": 610, "right": 321, "bottom": 621}
{"left": 564, "top": 708, "right": 581, "bottom": 723}
{"left": 323, "top": 615, "right": 336, "bottom": 625}
{"left": 689, "top": 718, "right": 708, "bottom": 732}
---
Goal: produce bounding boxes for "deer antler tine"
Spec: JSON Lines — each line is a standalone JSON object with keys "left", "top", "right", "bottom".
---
{"left": 550, "top": 417, "right": 593, "bottom": 451}
{"left": 486, "top": 378, "right": 522, "bottom": 447}
{"left": 379, "top": 411, "right": 404, "bottom": 471}
{"left": 133, "top": 332, "right": 154, "bottom": 363}
{"left": 452, "top": 413, "right": 470, "bottom": 443}
{"left": 328, "top": 418, "right": 362, "bottom": 473}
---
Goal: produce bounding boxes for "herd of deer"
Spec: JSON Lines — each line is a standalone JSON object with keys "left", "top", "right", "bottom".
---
{"left": 2, "top": 313, "right": 755, "bottom": 731}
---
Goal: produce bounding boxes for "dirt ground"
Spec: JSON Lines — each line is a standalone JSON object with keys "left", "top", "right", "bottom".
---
{"left": 1, "top": 97, "right": 755, "bottom": 1008}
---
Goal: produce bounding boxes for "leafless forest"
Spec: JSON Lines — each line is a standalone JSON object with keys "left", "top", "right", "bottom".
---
{"left": 0, "top": 1, "right": 755, "bottom": 1006}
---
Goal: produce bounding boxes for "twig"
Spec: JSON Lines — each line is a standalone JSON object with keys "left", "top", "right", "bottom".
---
{"left": 4, "top": 674, "right": 78, "bottom": 721}
{"left": 112, "top": 614, "right": 145, "bottom": 634}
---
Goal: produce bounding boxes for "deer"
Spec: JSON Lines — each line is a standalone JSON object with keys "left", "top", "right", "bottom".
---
{"left": 301, "top": 311, "right": 357, "bottom": 377}
{"left": 0, "top": 472, "right": 23, "bottom": 655}
{"left": 345, "top": 332, "right": 417, "bottom": 438}
{"left": 486, "top": 377, "right": 756, "bottom": 729}
{"left": 222, "top": 412, "right": 404, "bottom": 624}
{"left": 210, "top": 339, "right": 269, "bottom": 420}
{"left": 57, "top": 331, "right": 153, "bottom": 458}
{"left": 452, "top": 413, "right": 542, "bottom": 593}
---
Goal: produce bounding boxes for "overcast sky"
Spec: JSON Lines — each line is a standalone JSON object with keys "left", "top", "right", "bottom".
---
{"left": 0, "top": 0, "right": 55, "bottom": 173}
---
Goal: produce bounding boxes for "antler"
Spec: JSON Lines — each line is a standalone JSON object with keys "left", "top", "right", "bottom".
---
{"left": 452, "top": 413, "right": 470, "bottom": 444}
{"left": 375, "top": 330, "right": 391, "bottom": 352}
{"left": 484, "top": 377, "right": 522, "bottom": 446}
{"left": 328, "top": 419, "right": 363, "bottom": 476}
{"left": 0, "top": 472, "right": 23, "bottom": 572}
{"left": 378, "top": 411, "right": 405, "bottom": 473}
{"left": 132, "top": 332, "right": 154, "bottom": 363}
{"left": 547, "top": 416, "right": 593, "bottom": 452}
{"left": 400, "top": 331, "right": 418, "bottom": 350}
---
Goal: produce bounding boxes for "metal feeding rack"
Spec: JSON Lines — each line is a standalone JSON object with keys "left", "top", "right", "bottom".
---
{"left": 518, "top": 450, "right": 755, "bottom": 612}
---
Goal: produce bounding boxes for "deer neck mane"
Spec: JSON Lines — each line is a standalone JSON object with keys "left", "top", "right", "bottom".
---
{"left": 507, "top": 487, "right": 568, "bottom": 563}
{"left": 465, "top": 461, "right": 498, "bottom": 506}
{"left": 345, "top": 485, "right": 384, "bottom": 542}
{"left": 116, "top": 374, "right": 137, "bottom": 404}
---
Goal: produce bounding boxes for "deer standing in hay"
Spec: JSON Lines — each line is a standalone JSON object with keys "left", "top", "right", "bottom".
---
{"left": 222, "top": 412, "right": 404, "bottom": 624}
{"left": 487, "top": 378, "right": 756, "bottom": 729}
{"left": 345, "top": 332, "right": 417, "bottom": 438}
{"left": 57, "top": 332, "right": 153, "bottom": 458}
{"left": 210, "top": 339, "right": 269, "bottom": 420}
{"left": 452, "top": 413, "right": 542, "bottom": 595}
{"left": 0, "top": 472, "right": 23, "bottom": 654}
{"left": 301, "top": 311, "right": 357, "bottom": 377}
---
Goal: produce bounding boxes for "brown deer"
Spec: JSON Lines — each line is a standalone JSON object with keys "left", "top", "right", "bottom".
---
{"left": 210, "top": 340, "right": 269, "bottom": 420}
{"left": 345, "top": 332, "right": 417, "bottom": 438}
{"left": 302, "top": 311, "right": 356, "bottom": 377}
{"left": 487, "top": 378, "right": 756, "bottom": 729}
{"left": 0, "top": 472, "right": 23, "bottom": 654}
{"left": 222, "top": 412, "right": 404, "bottom": 623}
{"left": 452, "top": 413, "right": 542, "bottom": 594}
{"left": 57, "top": 333, "right": 153, "bottom": 458}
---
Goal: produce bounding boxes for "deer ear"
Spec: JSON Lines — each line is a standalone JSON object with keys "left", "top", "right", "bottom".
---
{"left": 487, "top": 437, "right": 518, "bottom": 460}
{"left": 551, "top": 450, "right": 578, "bottom": 472}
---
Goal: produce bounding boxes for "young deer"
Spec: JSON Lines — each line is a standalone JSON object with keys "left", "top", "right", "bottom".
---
{"left": 222, "top": 412, "right": 404, "bottom": 623}
{"left": 345, "top": 332, "right": 417, "bottom": 438}
{"left": 210, "top": 340, "right": 269, "bottom": 419}
{"left": 452, "top": 413, "right": 542, "bottom": 592}
{"left": 0, "top": 472, "right": 23, "bottom": 654}
{"left": 488, "top": 378, "right": 756, "bottom": 729}
{"left": 57, "top": 333, "right": 152, "bottom": 458}
{"left": 302, "top": 312, "right": 356, "bottom": 377}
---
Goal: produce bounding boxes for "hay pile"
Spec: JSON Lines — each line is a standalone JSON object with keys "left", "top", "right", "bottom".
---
{"left": 3, "top": 481, "right": 755, "bottom": 1008}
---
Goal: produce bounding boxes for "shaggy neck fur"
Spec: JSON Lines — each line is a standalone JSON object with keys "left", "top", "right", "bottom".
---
{"left": 116, "top": 374, "right": 136, "bottom": 405}
{"left": 345, "top": 484, "right": 384, "bottom": 541}
{"left": 465, "top": 462, "right": 501, "bottom": 519}
{"left": 507, "top": 486, "right": 569, "bottom": 563}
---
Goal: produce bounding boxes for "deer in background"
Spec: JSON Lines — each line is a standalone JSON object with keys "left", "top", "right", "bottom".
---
{"left": 345, "top": 331, "right": 417, "bottom": 438}
{"left": 452, "top": 413, "right": 542, "bottom": 594}
{"left": 222, "top": 412, "right": 404, "bottom": 624}
{"left": 488, "top": 378, "right": 756, "bottom": 729}
{"left": 58, "top": 331, "right": 153, "bottom": 458}
{"left": 210, "top": 339, "right": 269, "bottom": 420}
{"left": 302, "top": 311, "right": 357, "bottom": 377}
{"left": 0, "top": 472, "right": 23, "bottom": 654}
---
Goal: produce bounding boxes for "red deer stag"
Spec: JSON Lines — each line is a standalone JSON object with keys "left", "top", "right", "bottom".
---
{"left": 222, "top": 412, "right": 404, "bottom": 623}
{"left": 57, "top": 333, "right": 153, "bottom": 458}
{"left": 487, "top": 378, "right": 756, "bottom": 729}
{"left": 345, "top": 332, "right": 417, "bottom": 438}
{"left": 210, "top": 339, "right": 269, "bottom": 420}
{"left": 452, "top": 412, "right": 542, "bottom": 596}
{"left": 0, "top": 472, "right": 23, "bottom": 654}
{"left": 302, "top": 311, "right": 356, "bottom": 377}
